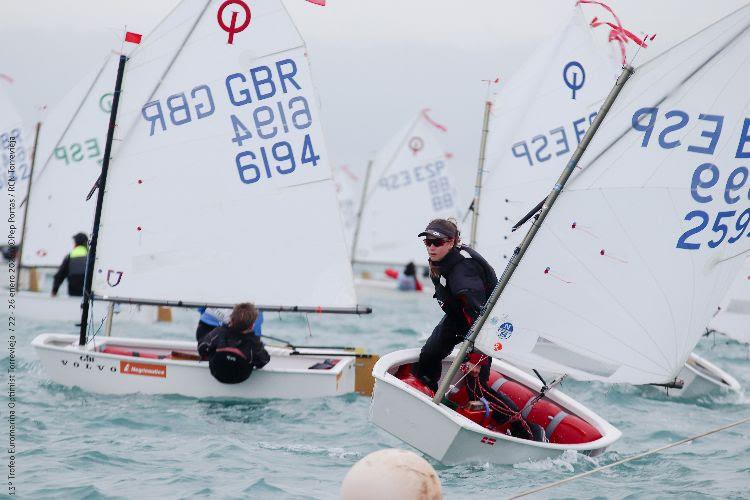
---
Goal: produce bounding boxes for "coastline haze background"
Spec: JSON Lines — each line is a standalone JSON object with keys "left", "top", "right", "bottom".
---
{"left": 1, "top": 0, "right": 746, "bottom": 211}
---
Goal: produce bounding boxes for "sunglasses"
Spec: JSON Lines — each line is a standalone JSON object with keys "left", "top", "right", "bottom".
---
{"left": 423, "top": 238, "right": 450, "bottom": 247}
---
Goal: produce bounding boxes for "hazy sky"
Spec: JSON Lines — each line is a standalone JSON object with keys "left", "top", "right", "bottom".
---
{"left": 2, "top": 0, "right": 747, "bottom": 202}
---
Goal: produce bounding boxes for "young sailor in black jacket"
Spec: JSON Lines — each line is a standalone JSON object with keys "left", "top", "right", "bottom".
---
{"left": 415, "top": 219, "right": 498, "bottom": 391}
{"left": 415, "top": 219, "right": 546, "bottom": 441}
{"left": 198, "top": 302, "right": 270, "bottom": 384}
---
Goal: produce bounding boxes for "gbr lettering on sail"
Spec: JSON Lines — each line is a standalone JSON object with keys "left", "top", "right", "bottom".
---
{"left": 632, "top": 107, "right": 750, "bottom": 251}
{"left": 140, "top": 57, "right": 319, "bottom": 186}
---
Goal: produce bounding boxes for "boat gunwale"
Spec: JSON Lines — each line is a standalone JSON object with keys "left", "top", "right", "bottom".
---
{"left": 32, "top": 333, "right": 355, "bottom": 376}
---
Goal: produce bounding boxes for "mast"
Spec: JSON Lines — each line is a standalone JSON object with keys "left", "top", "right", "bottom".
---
{"left": 16, "top": 120, "right": 41, "bottom": 290}
{"left": 79, "top": 54, "right": 127, "bottom": 346}
{"left": 350, "top": 159, "right": 373, "bottom": 263}
{"left": 469, "top": 100, "right": 492, "bottom": 247}
{"left": 433, "top": 65, "right": 634, "bottom": 404}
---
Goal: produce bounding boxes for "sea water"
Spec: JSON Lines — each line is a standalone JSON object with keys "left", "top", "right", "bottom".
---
{"left": 5, "top": 287, "right": 750, "bottom": 499}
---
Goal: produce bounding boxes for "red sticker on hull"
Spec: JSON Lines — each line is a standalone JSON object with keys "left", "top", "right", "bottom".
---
{"left": 120, "top": 361, "right": 166, "bottom": 378}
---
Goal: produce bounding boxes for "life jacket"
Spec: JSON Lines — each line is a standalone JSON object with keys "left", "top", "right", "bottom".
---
{"left": 209, "top": 337, "right": 254, "bottom": 384}
{"left": 68, "top": 245, "right": 88, "bottom": 277}
{"left": 430, "top": 245, "right": 498, "bottom": 326}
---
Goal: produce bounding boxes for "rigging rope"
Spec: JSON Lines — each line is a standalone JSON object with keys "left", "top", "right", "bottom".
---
{"left": 509, "top": 416, "right": 750, "bottom": 499}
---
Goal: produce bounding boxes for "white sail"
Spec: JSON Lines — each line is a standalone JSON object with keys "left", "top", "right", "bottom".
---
{"left": 708, "top": 257, "right": 750, "bottom": 344}
{"left": 21, "top": 55, "right": 117, "bottom": 268}
{"left": 0, "top": 83, "right": 33, "bottom": 241}
{"left": 475, "top": 5, "right": 750, "bottom": 385}
{"left": 91, "top": 0, "right": 357, "bottom": 308}
{"left": 332, "top": 164, "right": 360, "bottom": 251}
{"left": 476, "top": 7, "right": 620, "bottom": 265}
{"left": 353, "top": 110, "right": 460, "bottom": 265}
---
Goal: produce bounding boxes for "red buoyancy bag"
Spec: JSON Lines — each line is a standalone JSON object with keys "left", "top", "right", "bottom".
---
{"left": 485, "top": 371, "right": 602, "bottom": 444}
{"left": 385, "top": 269, "right": 399, "bottom": 280}
{"left": 394, "top": 364, "right": 602, "bottom": 445}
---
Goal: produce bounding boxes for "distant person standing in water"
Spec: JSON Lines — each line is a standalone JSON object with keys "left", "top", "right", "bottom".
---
{"left": 414, "top": 219, "right": 498, "bottom": 391}
{"left": 51, "top": 232, "right": 89, "bottom": 297}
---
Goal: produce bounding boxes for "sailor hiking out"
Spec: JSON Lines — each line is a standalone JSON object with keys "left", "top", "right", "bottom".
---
{"left": 198, "top": 303, "right": 270, "bottom": 384}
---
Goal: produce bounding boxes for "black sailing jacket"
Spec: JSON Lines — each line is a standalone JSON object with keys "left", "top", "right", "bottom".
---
{"left": 429, "top": 245, "right": 498, "bottom": 330}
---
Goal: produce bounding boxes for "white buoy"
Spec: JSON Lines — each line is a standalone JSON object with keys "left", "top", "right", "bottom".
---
{"left": 340, "top": 448, "right": 442, "bottom": 500}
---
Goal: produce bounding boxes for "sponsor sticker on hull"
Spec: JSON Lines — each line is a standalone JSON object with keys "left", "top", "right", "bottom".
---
{"left": 119, "top": 360, "right": 167, "bottom": 378}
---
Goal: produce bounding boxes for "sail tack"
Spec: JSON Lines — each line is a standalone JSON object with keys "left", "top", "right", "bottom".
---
{"left": 475, "top": 5, "right": 750, "bottom": 385}
{"left": 91, "top": 0, "right": 357, "bottom": 308}
{"left": 353, "top": 110, "right": 461, "bottom": 265}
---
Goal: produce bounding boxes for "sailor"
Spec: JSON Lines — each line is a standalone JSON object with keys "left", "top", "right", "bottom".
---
{"left": 198, "top": 302, "right": 270, "bottom": 384}
{"left": 415, "top": 219, "right": 497, "bottom": 391}
{"left": 51, "top": 232, "right": 89, "bottom": 297}
{"left": 396, "top": 262, "right": 423, "bottom": 292}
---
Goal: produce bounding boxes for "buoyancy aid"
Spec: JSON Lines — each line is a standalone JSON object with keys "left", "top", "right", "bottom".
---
{"left": 68, "top": 245, "right": 88, "bottom": 277}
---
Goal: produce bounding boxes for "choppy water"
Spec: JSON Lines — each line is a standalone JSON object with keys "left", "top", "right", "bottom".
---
{"left": 5, "top": 287, "right": 750, "bottom": 499}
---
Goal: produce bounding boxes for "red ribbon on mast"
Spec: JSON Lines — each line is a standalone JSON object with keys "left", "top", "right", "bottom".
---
{"left": 577, "top": 0, "right": 654, "bottom": 65}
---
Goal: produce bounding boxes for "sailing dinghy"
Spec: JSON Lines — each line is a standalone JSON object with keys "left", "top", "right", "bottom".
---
{"left": 472, "top": 5, "right": 740, "bottom": 398}
{"left": 350, "top": 110, "right": 459, "bottom": 291}
{"left": 372, "top": 4, "right": 750, "bottom": 463}
{"left": 32, "top": 0, "right": 375, "bottom": 399}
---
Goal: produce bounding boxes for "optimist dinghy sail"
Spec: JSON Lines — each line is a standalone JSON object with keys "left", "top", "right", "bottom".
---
{"left": 708, "top": 257, "right": 750, "bottom": 344}
{"left": 32, "top": 0, "right": 375, "bottom": 400}
{"left": 475, "top": 8, "right": 620, "bottom": 264}
{"left": 0, "top": 82, "right": 34, "bottom": 244}
{"left": 473, "top": 6, "right": 741, "bottom": 396}
{"left": 472, "top": 4, "right": 750, "bottom": 386}
{"left": 351, "top": 110, "right": 461, "bottom": 266}
{"left": 19, "top": 55, "right": 117, "bottom": 270}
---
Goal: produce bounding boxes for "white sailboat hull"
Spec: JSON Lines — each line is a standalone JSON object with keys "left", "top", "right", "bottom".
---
{"left": 660, "top": 352, "right": 741, "bottom": 398}
{"left": 370, "top": 349, "right": 620, "bottom": 465}
{"left": 32, "top": 334, "right": 356, "bottom": 400}
{"left": 14, "top": 291, "right": 170, "bottom": 324}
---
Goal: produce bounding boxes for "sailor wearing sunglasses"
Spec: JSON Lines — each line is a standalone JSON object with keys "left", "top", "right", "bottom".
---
{"left": 415, "top": 218, "right": 498, "bottom": 392}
